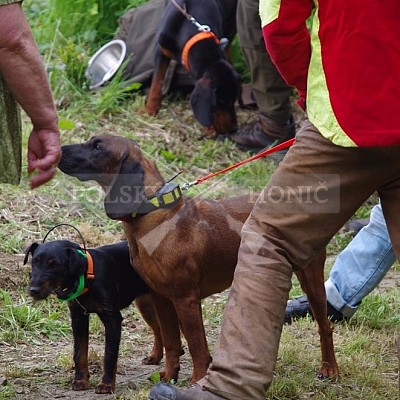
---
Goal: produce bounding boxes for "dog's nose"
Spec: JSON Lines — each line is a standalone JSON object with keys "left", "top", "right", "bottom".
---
{"left": 29, "top": 286, "right": 41, "bottom": 296}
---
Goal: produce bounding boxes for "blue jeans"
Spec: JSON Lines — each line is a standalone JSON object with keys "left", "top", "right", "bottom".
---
{"left": 325, "top": 204, "right": 395, "bottom": 318}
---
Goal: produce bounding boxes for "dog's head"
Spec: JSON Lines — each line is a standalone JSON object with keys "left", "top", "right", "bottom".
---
{"left": 190, "top": 59, "right": 241, "bottom": 135}
{"left": 58, "top": 135, "right": 165, "bottom": 220}
{"left": 24, "top": 240, "right": 87, "bottom": 301}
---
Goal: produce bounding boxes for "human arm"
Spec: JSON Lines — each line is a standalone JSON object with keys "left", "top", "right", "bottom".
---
{"left": 0, "top": 1, "right": 61, "bottom": 189}
{"left": 260, "top": 0, "right": 314, "bottom": 106}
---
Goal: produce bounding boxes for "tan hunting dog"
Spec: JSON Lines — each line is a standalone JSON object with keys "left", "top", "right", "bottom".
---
{"left": 58, "top": 134, "right": 339, "bottom": 384}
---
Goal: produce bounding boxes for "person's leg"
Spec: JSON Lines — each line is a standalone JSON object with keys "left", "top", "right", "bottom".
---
{"left": 150, "top": 122, "right": 400, "bottom": 400}
{"left": 286, "top": 203, "right": 396, "bottom": 322}
{"left": 326, "top": 203, "right": 395, "bottom": 317}
{"left": 229, "top": 0, "right": 294, "bottom": 153}
{"left": 202, "top": 123, "right": 388, "bottom": 399}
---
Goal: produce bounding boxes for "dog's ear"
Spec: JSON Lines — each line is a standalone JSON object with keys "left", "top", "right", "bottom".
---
{"left": 104, "top": 155, "right": 146, "bottom": 219}
{"left": 190, "top": 77, "right": 216, "bottom": 127}
{"left": 67, "top": 248, "right": 88, "bottom": 278}
{"left": 23, "top": 242, "right": 39, "bottom": 265}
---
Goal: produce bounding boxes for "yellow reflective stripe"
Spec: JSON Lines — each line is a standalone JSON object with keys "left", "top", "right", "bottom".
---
{"left": 259, "top": 0, "right": 281, "bottom": 27}
{"left": 150, "top": 197, "right": 160, "bottom": 207}
{"left": 173, "top": 187, "right": 181, "bottom": 199}
{"left": 306, "top": 8, "right": 356, "bottom": 147}
{"left": 162, "top": 192, "right": 174, "bottom": 205}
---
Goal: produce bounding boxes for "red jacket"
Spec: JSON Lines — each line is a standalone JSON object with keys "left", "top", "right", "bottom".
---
{"left": 260, "top": 0, "right": 400, "bottom": 147}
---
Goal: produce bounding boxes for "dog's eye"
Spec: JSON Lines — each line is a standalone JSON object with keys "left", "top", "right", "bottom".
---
{"left": 94, "top": 141, "right": 102, "bottom": 151}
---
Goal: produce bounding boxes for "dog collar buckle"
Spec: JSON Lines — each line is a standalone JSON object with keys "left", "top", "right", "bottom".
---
{"left": 155, "top": 182, "right": 183, "bottom": 208}
{"left": 189, "top": 17, "right": 211, "bottom": 32}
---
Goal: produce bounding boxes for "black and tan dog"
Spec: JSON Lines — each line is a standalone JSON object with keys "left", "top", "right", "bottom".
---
{"left": 25, "top": 240, "right": 163, "bottom": 394}
{"left": 58, "top": 135, "right": 339, "bottom": 384}
{"left": 145, "top": 0, "right": 240, "bottom": 135}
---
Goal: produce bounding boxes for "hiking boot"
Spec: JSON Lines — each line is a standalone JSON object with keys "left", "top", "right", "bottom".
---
{"left": 228, "top": 113, "right": 295, "bottom": 157}
{"left": 284, "top": 295, "right": 347, "bottom": 324}
{"left": 148, "top": 383, "right": 227, "bottom": 400}
{"left": 341, "top": 218, "right": 370, "bottom": 236}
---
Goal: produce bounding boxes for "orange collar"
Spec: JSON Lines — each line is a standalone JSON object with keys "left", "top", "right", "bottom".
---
{"left": 81, "top": 250, "right": 95, "bottom": 295}
{"left": 85, "top": 250, "right": 95, "bottom": 280}
{"left": 182, "top": 31, "right": 220, "bottom": 71}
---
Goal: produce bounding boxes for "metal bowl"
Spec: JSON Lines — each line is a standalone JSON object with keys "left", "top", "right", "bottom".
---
{"left": 85, "top": 39, "right": 126, "bottom": 90}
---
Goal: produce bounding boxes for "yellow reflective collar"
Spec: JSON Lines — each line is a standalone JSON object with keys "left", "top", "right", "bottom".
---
{"left": 131, "top": 182, "right": 182, "bottom": 218}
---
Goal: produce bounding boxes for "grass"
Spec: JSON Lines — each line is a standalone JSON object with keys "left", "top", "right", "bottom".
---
{"left": 0, "top": 290, "right": 70, "bottom": 343}
{"left": 0, "top": 1, "right": 398, "bottom": 399}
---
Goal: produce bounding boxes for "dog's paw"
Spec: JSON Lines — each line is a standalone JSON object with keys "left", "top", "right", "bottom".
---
{"left": 159, "top": 368, "right": 179, "bottom": 383}
{"left": 200, "top": 126, "right": 217, "bottom": 139}
{"left": 138, "top": 104, "right": 160, "bottom": 117}
{"left": 317, "top": 361, "right": 339, "bottom": 381}
{"left": 142, "top": 354, "right": 162, "bottom": 365}
{"left": 137, "top": 106, "right": 149, "bottom": 116}
{"left": 71, "top": 379, "right": 90, "bottom": 391}
{"left": 95, "top": 382, "right": 114, "bottom": 394}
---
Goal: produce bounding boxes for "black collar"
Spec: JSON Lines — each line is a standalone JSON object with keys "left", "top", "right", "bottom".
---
{"left": 118, "top": 182, "right": 183, "bottom": 222}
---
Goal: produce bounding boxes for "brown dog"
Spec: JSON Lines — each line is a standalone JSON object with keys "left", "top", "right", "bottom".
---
{"left": 145, "top": 0, "right": 240, "bottom": 135}
{"left": 58, "top": 135, "right": 339, "bottom": 384}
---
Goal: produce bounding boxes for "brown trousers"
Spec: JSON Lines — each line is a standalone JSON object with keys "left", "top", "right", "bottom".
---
{"left": 236, "top": 0, "right": 293, "bottom": 125}
{"left": 200, "top": 121, "right": 400, "bottom": 399}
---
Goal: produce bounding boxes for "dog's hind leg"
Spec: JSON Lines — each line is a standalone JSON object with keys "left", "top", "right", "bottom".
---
{"left": 173, "top": 294, "right": 212, "bottom": 383}
{"left": 150, "top": 290, "right": 182, "bottom": 382}
{"left": 69, "top": 304, "right": 91, "bottom": 391}
{"left": 296, "top": 249, "right": 340, "bottom": 380}
{"left": 135, "top": 293, "right": 164, "bottom": 365}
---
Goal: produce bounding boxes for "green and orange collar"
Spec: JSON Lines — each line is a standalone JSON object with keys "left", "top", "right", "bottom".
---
{"left": 57, "top": 250, "right": 95, "bottom": 302}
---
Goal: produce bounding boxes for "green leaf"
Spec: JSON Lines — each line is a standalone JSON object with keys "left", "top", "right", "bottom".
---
{"left": 58, "top": 119, "right": 75, "bottom": 130}
{"left": 149, "top": 371, "right": 161, "bottom": 383}
{"left": 161, "top": 150, "right": 177, "bottom": 162}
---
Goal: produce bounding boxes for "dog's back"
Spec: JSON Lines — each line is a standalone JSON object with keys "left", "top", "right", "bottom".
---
{"left": 89, "top": 241, "right": 148, "bottom": 309}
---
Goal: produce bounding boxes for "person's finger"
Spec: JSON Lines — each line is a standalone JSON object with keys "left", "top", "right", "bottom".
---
{"left": 30, "top": 165, "right": 57, "bottom": 189}
{"left": 28, "top": 148, "right": 61, "bottom": 173}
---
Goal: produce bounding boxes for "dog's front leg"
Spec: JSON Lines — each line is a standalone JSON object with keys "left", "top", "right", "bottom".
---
{"left": 95, "top": 311, "right": 123, "bottom": 394}
{"left": 69, "top": 303, "right": 90, "bottom": 391}
{"left": 150, "top": 290, "right": 181, "bottom": 382}
{"left": 296, "top": 250, "right": 339, "bottom": 380}
{"left": 173, "top": 295, "right": 211, "bottom": 383}
{"left": 145, "top": 50, "right": 171, "bottom": 116}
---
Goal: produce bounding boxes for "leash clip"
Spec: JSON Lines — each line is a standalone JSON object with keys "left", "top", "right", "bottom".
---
{"left": 182, "top": 181, "right": 197, "bottom": 191}
{"left": 189, "top": 17, "right": 211, "bottom": 32}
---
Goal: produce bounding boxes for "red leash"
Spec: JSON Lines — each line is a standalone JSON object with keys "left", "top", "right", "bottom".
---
{"left": 182, "top": 137, "right": 296, "bottom": 190}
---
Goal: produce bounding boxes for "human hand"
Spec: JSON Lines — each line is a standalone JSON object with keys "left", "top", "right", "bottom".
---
{"left": 27, "top": 128, "right": 61, "bottom": 189}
